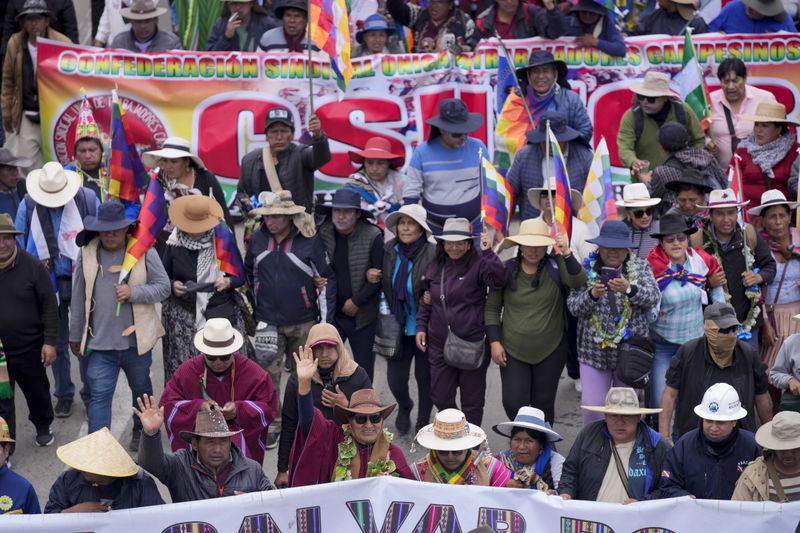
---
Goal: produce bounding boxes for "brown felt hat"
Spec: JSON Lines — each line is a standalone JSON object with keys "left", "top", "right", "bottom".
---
{"left": 180, "top": 408, "right": 243, "bottom": 443}
{"left": 169, "top": 195, "right": 224, "bottom": 234}
{"left": 333, "top": 389, "right": 396, "bottom": 424}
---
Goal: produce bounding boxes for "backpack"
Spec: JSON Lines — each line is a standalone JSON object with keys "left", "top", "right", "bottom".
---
{"left": 633, "top": 101, "right": 686, "bottom": 139}
{"left": 662, "top": 156, "right": 724, "bottom": 191}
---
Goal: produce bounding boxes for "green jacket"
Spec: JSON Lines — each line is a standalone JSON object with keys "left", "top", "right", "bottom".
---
{"left": 616, "top": 102, "right": 705, "bottom": 172}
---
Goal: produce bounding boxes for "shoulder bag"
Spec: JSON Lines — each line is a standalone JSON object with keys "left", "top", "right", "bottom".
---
{"left": 440, "top": 268, "right": 485, "bottom": 370}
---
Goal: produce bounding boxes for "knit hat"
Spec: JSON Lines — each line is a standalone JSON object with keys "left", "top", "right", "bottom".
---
{"left": 657, "top": 121, "right": 690, "bottom": 153}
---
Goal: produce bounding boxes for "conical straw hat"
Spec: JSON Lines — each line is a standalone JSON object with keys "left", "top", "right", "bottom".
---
{"left": 56, "top": 428, "right": 138, "bottom": 477}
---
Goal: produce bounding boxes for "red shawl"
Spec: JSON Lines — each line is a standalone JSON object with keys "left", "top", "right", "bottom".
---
{"left": 287, "top": 408, "right": 414, "bottom": 488}
{"left": 160, "top": 353, "right": 277, "bottom": 464}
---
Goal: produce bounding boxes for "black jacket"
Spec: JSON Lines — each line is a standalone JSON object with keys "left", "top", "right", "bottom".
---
{"left": 382, "top": 238, "right": 436, "bottom": 323}
{"left": 277, "top": 366, "right": 372, "bottom": 472}
{"left": 476, "top": 2, "right": 565, "bottom": 40}
{"left": 2, "top": 0, "right": 78, "bottom": 54}
{"left": 206, "top": 11, "right": 278, "bottom": 51}
{"left": 659, "top": 427, "right": 761, "bottom": 500}
{"left": 44, "top": 468, "right": 164, "bottom": 512}
{"left": 559, "top": 420, "right": 671, "bottom": 501}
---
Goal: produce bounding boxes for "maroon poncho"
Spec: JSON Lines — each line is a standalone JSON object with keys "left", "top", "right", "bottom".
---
{"left": 288, "top": 408, "right": 414, "bottom": 487}
{"left": 160, "top": 353, "right": 278, "bottom": 464}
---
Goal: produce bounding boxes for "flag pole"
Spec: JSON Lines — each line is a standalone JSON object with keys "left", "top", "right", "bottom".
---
{"left": 306, "top": 0, "right": 314, "bottom": 113}
{"left": 479, "top": 147, "right": 485, "bottom": 228}
{"left": 494, "top": 33, "right": 535, "bottom": 129}
{"left": 545, "top": 120, "right": 557, "bottom": 230}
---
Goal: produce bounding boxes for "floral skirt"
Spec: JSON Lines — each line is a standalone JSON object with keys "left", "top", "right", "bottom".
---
{"left": 161, "top": 297, "right": 255, "bottom": 383}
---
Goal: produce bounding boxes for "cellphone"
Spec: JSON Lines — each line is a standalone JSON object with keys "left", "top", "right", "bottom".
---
{"left": 600, "top": 266, "right": 621, "bottom": 286}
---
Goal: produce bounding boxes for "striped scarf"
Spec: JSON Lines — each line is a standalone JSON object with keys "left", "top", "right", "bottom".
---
{"left": 648, "top": 246, "right": 711, "bottom": 293}
{"left": 429, "top": 450, "right": 476, "bottom": 484}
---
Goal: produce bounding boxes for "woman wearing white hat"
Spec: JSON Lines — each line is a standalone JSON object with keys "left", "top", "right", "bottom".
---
{"left": 659, "top": 383, "right": 761, "bottom": 500}
{"left": 486, "top": 218, "right": 586, "bottom": 425}
{"left": 412, "top": 408, "right": 511, "bottom": 486}
{"left": 748, "top": 190, "right": 800, "bottom": 373}
{"left": 617, "top": 182, "right": 661, "bottom": 260}
{"left": 143, "top": 137, "right": 233, "bottom": 236}
{"left": 493, "top": 406, "right": 565, "bottom": 491}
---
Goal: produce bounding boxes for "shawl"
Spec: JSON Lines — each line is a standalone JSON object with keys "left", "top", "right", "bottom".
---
{"left": 391, "top": 237, "right": 426, "bottom": 325}
{"left": 739, "top": 132, "right": 797, "bottom": 178}
{"left": 525, "top": 84, "right": 557, "bottom": 125}
{"left": 497, "top": 447, "right": 552, "bottom": 490}
{"left": 167, "top": 228, "right": 218, "bottom": 330}
{"left": 647, "top": 246, "right": 719, "bottom": 299}
{"left": 305, "top": 323, "right": 358, "bottom": 384}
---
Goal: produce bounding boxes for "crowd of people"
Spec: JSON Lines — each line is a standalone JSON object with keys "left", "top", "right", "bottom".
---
{"left": 0, "top": 0, "right": 798, "bottom": 519}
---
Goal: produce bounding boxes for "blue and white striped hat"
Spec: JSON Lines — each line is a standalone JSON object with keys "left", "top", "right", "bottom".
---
{"left": 492, "top": 406, "right": 562, "bottom": 442}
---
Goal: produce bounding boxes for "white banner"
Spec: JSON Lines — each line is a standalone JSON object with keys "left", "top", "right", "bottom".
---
{"left": 1, "top": 477, "right": 798, "bottom": 532}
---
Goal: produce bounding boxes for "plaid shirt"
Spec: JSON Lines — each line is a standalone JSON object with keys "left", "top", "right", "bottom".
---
{"left": 567, "top": 256, "right": 661, "bottom": 370}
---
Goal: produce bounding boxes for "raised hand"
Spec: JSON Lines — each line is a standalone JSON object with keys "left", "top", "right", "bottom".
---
{"left": 133, "top": 394, "right": 164, "bottom": 436}
{"left": 293, "top": 344, "right": 318, "bottom": 395}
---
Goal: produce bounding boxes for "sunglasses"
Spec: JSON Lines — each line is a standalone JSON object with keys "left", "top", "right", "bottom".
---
{"left": 718, "top": 325, "right": 738, "bottom": 334}
{"left": 350, "top": 414, "right": 382, "bottom": 425}
{"left": 662, "top": 234, "right": 688, "bottom": 243}
{"left": 631, "top": 208, "right": 653, "bottom": 218}
{"left": 436, "top": 449, "right": 467, "bottom": 457}
{"left": 205, "top": 353, "right": 233, "bottom": 362}
{"left": 539, "top": 191, "right": 554, "bottom": 199}
{"left": 641, "top": 96, "right": 661, "bottom": 103}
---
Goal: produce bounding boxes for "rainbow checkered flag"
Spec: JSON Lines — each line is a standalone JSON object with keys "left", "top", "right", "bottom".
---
{"left": 109, "top": 90, "right": 147, "bottom": 203}
{"left": 214, "top": 222, "right": 245, "bottom": 279}
{"left": 118, "top": 178, "right": 167, "bottom": 284}
{"left": 579, "top": 137, "right": 619, "bottom": 237}
{"left": 480, "top": 152, "right": 513, "bottom": 235}
{"left": 309, "top": 0, "right": 353, "bottom": 90}
{"left": 548, "top": 124, "right": 573, "bottom": 240}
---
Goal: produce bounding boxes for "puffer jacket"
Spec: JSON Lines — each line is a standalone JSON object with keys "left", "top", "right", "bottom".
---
{"left": 566, "top": 254, "right": 660, "bottom": 371}
{"left": 139, "top": 431, "right": 273, "bottom": 502}
{"left": 2, "top": 28, "right": 70, "bottom": 132}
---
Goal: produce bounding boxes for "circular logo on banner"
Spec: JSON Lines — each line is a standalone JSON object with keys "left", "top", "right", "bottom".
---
{"left": 51, "top": 94, "right": 169, "bottom": 166}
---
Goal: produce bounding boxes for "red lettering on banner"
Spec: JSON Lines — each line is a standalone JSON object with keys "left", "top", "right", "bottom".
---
{"left": 314, "top": 96, "right": 407, "bottom": 178}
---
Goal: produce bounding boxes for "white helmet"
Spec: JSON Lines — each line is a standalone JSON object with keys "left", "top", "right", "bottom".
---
{"left": 693, "top": 383, "right": 748, "bottom": 421}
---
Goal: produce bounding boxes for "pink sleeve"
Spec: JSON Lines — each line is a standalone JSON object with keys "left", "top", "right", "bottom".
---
{"left": 488, "top": 457, "right": 512, "bottom": 488}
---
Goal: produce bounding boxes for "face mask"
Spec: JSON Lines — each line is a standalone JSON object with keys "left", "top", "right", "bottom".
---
{"left": 704, "top": 320, "right": 737, "bottom": 368}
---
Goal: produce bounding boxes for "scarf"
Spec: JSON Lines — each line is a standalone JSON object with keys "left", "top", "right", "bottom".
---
{"left": 391, "top": 237, "right": 425, "bottom": 325}
{"left": 738, "top": 132, "right": 796, "bottom": 178}
{"left": 648, "top": 246, "right": 709, "bottom": 293}
{"left": 760, "top": 229, "right": 800, "bottom": 261}
{"left": 168, "top": 228, "right": 218, "bottom": 330}
{"left": 28, "top": 199, "right": 83, "bottom": 263}
{"left": 427, "top": 450, "right": 478, "bottom": 485}
{"left": 704, "top": 320, "right": 737, "bottom": 368}
{"left": 525, "top": 84, "right": 557, "bottom": 125}
{"left": 0, "top": 245, "right": 17, "bottom": 270}
{"left": 497, "top": 447, "right": 552, "bottom": 490}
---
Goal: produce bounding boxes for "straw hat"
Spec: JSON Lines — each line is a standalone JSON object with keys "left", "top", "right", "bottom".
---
{"left": 740, "top": 102, "right": 799, "bottom": 125}
{"left": 582, "top": 387, "right": 662, "bottom": 415}
{"left": 415, "top": 409, "right": 486, "bottom": 451}
{"left": 384, "top": 204, "right": 434, "bottom": 240}
{"left": 527, "top": 176, "right": 583, "bottom": 212}
{"left": 696, "top": 188, "right": 749, "bottom": 209}
{"left": 501, "top": 218, "right": 555, "bottom": 249}
{"left": 142, "top": 137, "right": 205, "bottom": 169}
{"left": 26, "top": 162, "right": 81, "bottom": 208}
{"left": 180, "top": 408, "right": 243, "bottom": 443}
{"left": 0, "top": 417, "right": 14, "bottom": 443}
{"left": 492, "top": 406, "right": 562, "bottom": 442}
{"left": 616, "top": 183, "right": 661, "bottom": 209}
{"left": 194, "top": 318, "right": 244, "bottom": 356}
{"left": 56, "top": 428, "right": 138, "bottom": 477}
{"left": 747, "top": 190, "right": 799, "bottom": 217}
{"left": 435, "top": 217, "right": 473, "bottom": 242}
{"left": 119, "top": 0, "right": 168, "bottom": 20}
{"left": 250, "top": 190, "right": 306, "bottom": 217}
{"left": 756, "top": 411, "right": 800, "bottom": 451}
{"left": 630, "top": 71, "right": 678, "bottom": 99}
{"left": 333, "top": 389, "right": 396, "bottom": 424}
{"left": 169, "top": 195, "right": 223, "bottom": 234}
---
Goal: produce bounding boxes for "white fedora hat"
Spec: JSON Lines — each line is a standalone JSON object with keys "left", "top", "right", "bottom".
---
{"left": 492, "top": 406, "right": 562, "bottom": 442}
{"left": 616, "top": 183, "right": 661, "bottom": 209}
{"left": 26, "top": 162, "right": 81, "bottom": 208}
{"left": 415, "top": 409, "right": 486, "bottom": 451}
{"left": 143, "top": 137, "right": 205, "bottom": 170}
{"left": 435, "top": 218, "right": 473, "bottom": 242}
{"left": 384, "top": 204, "right": 434, "bottom": 241}
{"left": 697, "top": 188, "right": 749, "bottom": 209}
{"left": 193, "top": 318, "right": 244, "bottom": 356}
{"left": 747, "top": 189, "right": 799, "bottom": 217}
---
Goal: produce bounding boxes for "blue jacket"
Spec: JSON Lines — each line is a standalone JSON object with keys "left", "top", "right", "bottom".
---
{"left": 565, "top": 14, "right": 627, "bottom": 58}
{"left": 659, "top": 428, "right": 761, "bottom": 500}
{"left": 507, "top": 138, "right": 594, "bottom": 220}
{"left": 245, "top": 226, "right": 336, "bottom": 326}
{"left": 551, "top": 88, "right": 594, "bottom": 144}
{"left": 709, "top": 0, "right": 796, "bottom": 33}
{"left": 44, "top": 468, "right": 163, "bottom": 512}
{"left": 0, "top": 464, "right": 39, "bottom": 514}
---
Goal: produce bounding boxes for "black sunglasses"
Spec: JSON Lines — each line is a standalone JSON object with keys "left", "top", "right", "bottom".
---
{"left": 205, "top": 353, "right": 233, "bottom": 362}
{"left": 632, "top": 208, "right": 653, "bottom": 218}
{"left": 436, "top": 449, "right": 467, "bottom": 457}
{"left": 641, "top": 96, "right": 661, "bottom": 103}
{"left": 351, "top": 414, "right": 382, "bottom": 425}
{"left": 718, "top": 325, "right": 738, "bottom": 334}
{"left": 539, "top": 191, "right": 553, "bottom": 199}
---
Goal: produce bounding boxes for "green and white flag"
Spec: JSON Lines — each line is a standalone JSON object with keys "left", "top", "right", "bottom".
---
{"left": 677, "top": 29, "right": 710, "bottom": 129}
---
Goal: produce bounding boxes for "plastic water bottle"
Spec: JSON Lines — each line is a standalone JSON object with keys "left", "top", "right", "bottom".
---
{"left": 379, "top": 293, "right": 390, "bottom": 315}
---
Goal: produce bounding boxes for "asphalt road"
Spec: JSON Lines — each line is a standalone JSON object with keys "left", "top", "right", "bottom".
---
{"left": 10, "top": 335, "right": 584, "bottom": 508}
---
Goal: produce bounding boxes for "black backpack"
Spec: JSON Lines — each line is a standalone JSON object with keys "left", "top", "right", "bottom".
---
{"left": 633, "top": 100, "right": 686, "bottom": 139}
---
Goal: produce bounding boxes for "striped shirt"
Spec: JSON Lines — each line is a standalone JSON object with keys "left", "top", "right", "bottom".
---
{"left": 769, "top": 473, "right": 800, "bottom": 502}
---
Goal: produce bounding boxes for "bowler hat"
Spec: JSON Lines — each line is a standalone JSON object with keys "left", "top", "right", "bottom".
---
{"left": 276, "top": 0, "right": 308, "bottom": 18}
{"left": 586, "top": 220, "right": 636, "bottom": 249}
{"left": 426, "top": 99, "right": 483, "bottom": 135}
{"left": 525, "top": 111, "right": 581, "bottom": 144}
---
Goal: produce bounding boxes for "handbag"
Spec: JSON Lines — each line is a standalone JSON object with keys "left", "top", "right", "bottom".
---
{"left": 373, "top": 312, "right": 403, "bottom": 360}
{"left": 614, "top": 336, "right": 655, "bottom": 389}
{"left": 439, "top": 269, "right": 485, "bottom": 370}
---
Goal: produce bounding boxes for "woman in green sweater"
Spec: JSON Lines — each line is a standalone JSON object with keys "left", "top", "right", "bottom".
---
{"left": 486, "top": 218, "right": 587, "bottom": 423}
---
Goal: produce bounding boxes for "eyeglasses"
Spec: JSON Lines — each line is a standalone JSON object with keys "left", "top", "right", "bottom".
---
{"left": 539, "top": 191, "right": 554, "bottom": 199}
{"left": 718, "top": 325, "right": 738, "bottom": 334}
{"left": 631, "top": 208, "right": 653, "bottom": 218}
{"left": 205, "top": 353, "right": 233, "bottom": 362}
{"left": 641, "top": 96, "right": 661, "bottom": 103}
{"left": 662, "top": 234, "right": 688, "bottom": 243}
{"left": 436, "top": 449, "right": 467, "bottom": 457}
{"left": 350, "top": 414, "right": 382, "bottom": 425}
